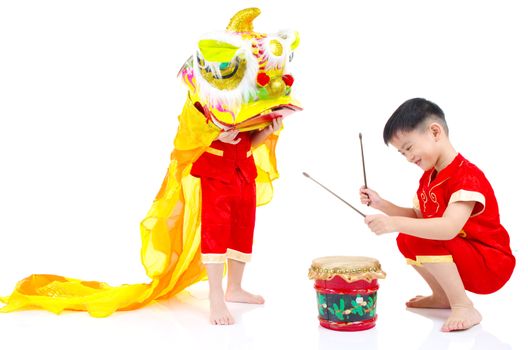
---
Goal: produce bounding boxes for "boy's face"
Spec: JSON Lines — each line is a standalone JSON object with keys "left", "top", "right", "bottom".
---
{"left": 389, "top": 126, "right": 439, "bottom": 171}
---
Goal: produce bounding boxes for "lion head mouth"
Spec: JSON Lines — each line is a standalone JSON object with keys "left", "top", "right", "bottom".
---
{"left": 194, "top": 102, "right": 302, "bottom": 132}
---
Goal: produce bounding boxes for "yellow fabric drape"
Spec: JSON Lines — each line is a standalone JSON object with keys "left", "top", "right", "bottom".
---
{"left": 0, "top": 98, "right": 280, "bottom": 317}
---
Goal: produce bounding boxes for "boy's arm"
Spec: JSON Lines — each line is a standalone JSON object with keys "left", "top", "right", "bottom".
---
{"left": 377, "top": 199, "right": 420, "bottom": 218}
{"left": 366, "top": 201, "right": 475, "bottom": 240}
{"left": 361, "top": 187, "right": 420, "bottom": 218}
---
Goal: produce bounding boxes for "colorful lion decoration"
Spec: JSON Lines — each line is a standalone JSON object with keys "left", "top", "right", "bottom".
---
{"left": 0, "top": 8, "right": 301, "bottom": 317}
{"left": 181, "top": 7, "right": 301, "bottom": 131}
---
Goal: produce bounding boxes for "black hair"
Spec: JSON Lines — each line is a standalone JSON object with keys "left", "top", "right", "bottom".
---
{"left": 383, "top": 98, "right": 448, "bottom": 145}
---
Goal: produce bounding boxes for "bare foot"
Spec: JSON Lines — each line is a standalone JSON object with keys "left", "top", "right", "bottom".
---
{"left": 406, "top": 295, "right": 450, "bottom": 309}
{"left": 209, "top": 293, "right": 235, "bottom": 325}
{"left": 441, "top": 306, "right": 482, "bottom": 332}
{"left": 225, "top": 288, "right": 265, "bottom": 304}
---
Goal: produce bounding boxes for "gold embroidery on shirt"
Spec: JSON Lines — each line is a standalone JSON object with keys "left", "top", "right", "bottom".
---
{"left": 420, "top": 190, "right": 428, "bottom": 214}
{"left": 427, "top": 178, "right": 450, "bottom": 215}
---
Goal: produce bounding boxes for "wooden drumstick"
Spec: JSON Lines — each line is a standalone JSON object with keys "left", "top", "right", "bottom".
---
{"left": 303, "top": 172, "right": 366, "bottom": 218}
{"left": 359, "top": 132, "right": 370, "bottom": 206}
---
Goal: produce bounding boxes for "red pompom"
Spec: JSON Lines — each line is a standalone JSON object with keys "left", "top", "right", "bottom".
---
{"left": 282, "top": 74, "right": 294, "bottom": 87}
{"left": 257, "top": 72, "right": 270, "bottom": 86}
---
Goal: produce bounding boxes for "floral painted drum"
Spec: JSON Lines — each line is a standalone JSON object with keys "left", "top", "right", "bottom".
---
{"left": 308, "top": 256, "right": 386, "bottom": 331}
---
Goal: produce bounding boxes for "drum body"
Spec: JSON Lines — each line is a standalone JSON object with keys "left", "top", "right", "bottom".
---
{"left": 308, "top": 256, "right": 386, "bottom": 331}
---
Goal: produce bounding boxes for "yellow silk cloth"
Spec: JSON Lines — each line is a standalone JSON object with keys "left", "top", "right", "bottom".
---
{"left": 0, "top": 98, "right": 280, "bottom": 317}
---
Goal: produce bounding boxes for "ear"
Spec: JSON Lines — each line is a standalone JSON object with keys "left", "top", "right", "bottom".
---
{"left": 430, "top": 122, "right": 442, "bottom": 140}
{"left": 198, "top": 39, "right": 240, "bottom": 62}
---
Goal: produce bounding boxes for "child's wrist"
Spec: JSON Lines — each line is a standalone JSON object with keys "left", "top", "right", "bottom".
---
{"left": 375, "top": 199, "right": 388, "bottom": 212}
{"left": 260, "top": 127, "right": 273, "bottom": 139}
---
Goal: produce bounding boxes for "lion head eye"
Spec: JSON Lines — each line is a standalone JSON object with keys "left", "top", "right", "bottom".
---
{"left": 217, "top": 57, "right": 241, "bottom": 79}
{"left": 197, "top": 55, "right": 246, "bottom": 90}
{"left": 196, "top": 39, "right": 247, "bottom": 90}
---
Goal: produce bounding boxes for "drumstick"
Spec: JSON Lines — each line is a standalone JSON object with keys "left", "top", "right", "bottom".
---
{"left": 359, "top": 133, "right": 367, "bottom": 189}
{"left": 302, "top": 172, "right": 366, "bottom": 218}
{"left": 359, "top": 132, "right": 370, "bottom": 206}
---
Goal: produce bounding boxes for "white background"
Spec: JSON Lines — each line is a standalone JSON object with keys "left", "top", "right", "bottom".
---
{"left": 0, "top": 1, "right": 526, "bottom": 349}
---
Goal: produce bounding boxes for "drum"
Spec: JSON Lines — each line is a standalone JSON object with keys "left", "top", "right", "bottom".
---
{"left": 308, "top": 256, "right": 386, "bottom": 331}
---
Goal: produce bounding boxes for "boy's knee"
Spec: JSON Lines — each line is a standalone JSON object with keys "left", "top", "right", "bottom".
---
{"left": 396, "top": 233, "right": 414, "bottom": 258}
{"left": 396, "top": 234, "right": 451, "bottom": 260}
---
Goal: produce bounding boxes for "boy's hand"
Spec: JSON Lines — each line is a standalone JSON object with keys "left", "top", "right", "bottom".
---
{"left": 365, "top": 214, "right": 396, "bottom": 235}
{"left": 268, "top": 117, "right": 283, "bottom": 133}
{"left": 251, "top": 117, "right": 283, "bottom": 147}
{"left": 217, "top": 129, "right": 241, "bottom": 144}
{"left": 359, "top": 187, "right": 382, "bottom": 209}
{"left": 258, "top": 117, "right": 283, "bottom": 139}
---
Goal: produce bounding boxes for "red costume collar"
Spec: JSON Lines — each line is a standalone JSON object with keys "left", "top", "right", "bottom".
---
{"left": 425, "top": 153, "right": 465, "bottom": 186}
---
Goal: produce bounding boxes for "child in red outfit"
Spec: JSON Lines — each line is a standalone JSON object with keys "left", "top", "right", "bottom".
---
{"left": 190, "top": 118, "right": 282, "bottom": 325}
{"left": 359, "top": 98, "right": 515, "bottom": 332}
{"left": 192, "top": 132, "right": 257, "bottom": 264}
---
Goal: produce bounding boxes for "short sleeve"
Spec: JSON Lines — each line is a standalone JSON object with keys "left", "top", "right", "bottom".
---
{"left": 448, "top": 165, "right": 486, "bottom": 217}
{"left": 413, "top": 194, "right": 420, "bottom": 211}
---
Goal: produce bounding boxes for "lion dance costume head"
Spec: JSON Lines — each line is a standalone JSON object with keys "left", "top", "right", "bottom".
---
{"left": 179, "top": 7, "right": 302, "bottom": 131}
